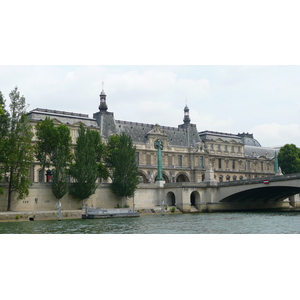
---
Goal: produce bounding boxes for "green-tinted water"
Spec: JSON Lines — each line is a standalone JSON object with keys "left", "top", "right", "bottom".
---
{"left": 1, "top": 211, "right": 300, "bottom": 233}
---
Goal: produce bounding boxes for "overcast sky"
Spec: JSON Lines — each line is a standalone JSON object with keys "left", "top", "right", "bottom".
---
{"left": 2, "top": 1, "right": 300, "bottom": 150}
{"left": 1, "top": 65, "right": 300, "bottom": 148}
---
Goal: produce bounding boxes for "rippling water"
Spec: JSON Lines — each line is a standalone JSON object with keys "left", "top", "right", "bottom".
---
{"left": 1, "top": 211, "right": 300, "bottom": 233}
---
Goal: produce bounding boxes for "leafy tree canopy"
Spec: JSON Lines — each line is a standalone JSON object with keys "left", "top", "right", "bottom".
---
{"left": 1, "top": 87, "right": 34, "bottom": 210}
{"left": 106, "top": 133, "right": 139, "bottom": 205}
{"left": 69, "top": 124, "right": 107, "bottom": 203}
{"left": 278, "top": 144, "right": 300, "bottom": 174}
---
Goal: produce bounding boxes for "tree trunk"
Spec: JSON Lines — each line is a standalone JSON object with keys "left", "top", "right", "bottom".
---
{"left": 7, "top": 170, "right": 13, "bottom": 211}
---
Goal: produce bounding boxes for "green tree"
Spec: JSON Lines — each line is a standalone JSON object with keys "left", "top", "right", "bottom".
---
{"left": 35, "top": 117, "right": 56, "bottom": 181}
{"left": 2, "top": 87, "right": 34, "bottom": 211}
{"left": 51, "top": 125, "right": 72, "bottom": 201}
{"left": 278, "top": 144, "right": 300, "bottom": 174}
{"left": 0, "top": 92, "right": 10, "bottom": 195}
{"left": 51, "top": 145, "right": 69, "bottom": 200}
{"left": 35, "top": 119, "right": 72, "bottom": 200}
{"left": 69, "top": 124, "right": 107, "bottom": 207}
{"left": 106, "top": 132, "right": 139, "bottom": 207}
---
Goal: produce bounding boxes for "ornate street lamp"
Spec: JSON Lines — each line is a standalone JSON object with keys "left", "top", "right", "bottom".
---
{"left": 154, "top": 139, "right": 164, "bottom": 181}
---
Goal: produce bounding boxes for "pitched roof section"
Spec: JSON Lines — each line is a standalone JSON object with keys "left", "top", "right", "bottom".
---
{"left": 199, "top": 130, "right": 244, "bottom": 144}
{"left": 27, "top": 108, "right": 99, "bottom": 128}
{"left": 115, "top": 120, "right": 201, "bottom": 147}
{"left": 95, "top": 110, "right": 201, "bottom": 147}
{"left": 244, "top": 145, "right": 277, "bottom": 159}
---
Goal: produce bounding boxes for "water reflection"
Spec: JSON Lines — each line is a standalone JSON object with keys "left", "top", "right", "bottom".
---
{"left": 1, "top": 211, "right": 300, "bottom": 234}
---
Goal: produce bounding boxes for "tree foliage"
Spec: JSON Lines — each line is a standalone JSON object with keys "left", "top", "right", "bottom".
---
{"left": 51, "top": 145, "right": 69, "bottom": 200}
{"left": 35, "top": 118, "right": 72, "bottom": 199}
{"left": 69, "top": 124, "right": 108, "bottom": 204}
{"left": 278, "top": 144, "right": 300, "bottom": 174}
{"left": 0, "top": 92, "right": 10, "bottom": 195}
{"left": 106, "top": 133, "right": 139, "bottom": 206}
{"left": 35, "top": 117, "right": 56, "bottom": 179}
{"left": 0, "top": 87, "right": 34, "bottom": 211}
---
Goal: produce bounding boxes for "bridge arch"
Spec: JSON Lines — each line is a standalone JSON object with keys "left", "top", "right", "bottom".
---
{"left": 220, "top": 186, "right": 300, "bottom": 203}
{"left": 166, "top": 191, "right": 176, "bottom": 206}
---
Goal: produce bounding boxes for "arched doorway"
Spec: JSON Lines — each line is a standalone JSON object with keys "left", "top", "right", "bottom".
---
{"left": 166, "top": 192, "right": 176, "bottom": 206}
{"left": 176, "top": 173, "right": 189, "bottom": 182}
{"left": 190, "top": 191, "right": 200, "bottom": 207}
{"left": 138, "top": 172, "right": 148, "bottom": 183}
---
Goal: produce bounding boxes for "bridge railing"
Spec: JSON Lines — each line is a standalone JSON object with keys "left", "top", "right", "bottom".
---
{"left": 218, "top": 173, "right": 300, "bottom": 187}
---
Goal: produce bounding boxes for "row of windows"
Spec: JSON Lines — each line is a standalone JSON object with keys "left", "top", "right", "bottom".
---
{"left": 210, "top": 144, "right": 242, "bottom": 152}
{"left": 217, "top": 159, "right": 269, "bottom": 171}
{"left": 219, "top": 175, "right": 243, "bottom": 182}
{"left": 136, "top": 152, "right": 270, "bottom": 171}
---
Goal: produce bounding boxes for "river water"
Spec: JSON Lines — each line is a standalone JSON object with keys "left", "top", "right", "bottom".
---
{"left": 1, "top": 211, "right": 300, "bottom": 233}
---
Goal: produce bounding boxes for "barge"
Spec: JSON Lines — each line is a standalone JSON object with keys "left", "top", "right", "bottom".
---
{"left": 82, "top": 207, "right": 140, "bottom": 219}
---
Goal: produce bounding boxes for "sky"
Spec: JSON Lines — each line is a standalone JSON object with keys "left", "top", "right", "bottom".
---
{"left": 1, "top": 1, "right": 300, "bottom": 149}
{"left": 1, "top": 65, "right": 300, "bottom": 148}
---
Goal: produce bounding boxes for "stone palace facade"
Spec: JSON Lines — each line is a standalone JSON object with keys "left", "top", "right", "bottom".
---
{"left": 27, "top": 88, "right": 277, "bottom": 184}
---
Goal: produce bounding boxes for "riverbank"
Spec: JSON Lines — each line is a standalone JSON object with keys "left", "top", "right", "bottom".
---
{"left": 0, "top": 207, "right": 182, "bottom": 222}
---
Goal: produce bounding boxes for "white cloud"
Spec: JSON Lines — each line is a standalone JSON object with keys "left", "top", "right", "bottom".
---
{"left": 250, "top": 123, "right": 300, "bottom": 148}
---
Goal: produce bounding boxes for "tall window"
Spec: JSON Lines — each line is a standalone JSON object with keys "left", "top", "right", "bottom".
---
{"left": 232, "top": 159, "right": 235, "bottom": 170}
{"left": 199, "top": 156, "right": 204, "bottom": 168}
{"left": 168, "top": 155, "right": 173, "bottom": 166}
{"left": 261, "top": 161, "right": 264, "bottom": 171}
{"left": 38, "top": 169, "right": 44, "bottom": 182}
{"left": 218, "top": 158, "right": 222, "bottom": 169}
{"left": 178, "top": 155, "right": 182, "bottom": 167}
{"left": 135, "top": 152, "right": 139, "bottom": 165}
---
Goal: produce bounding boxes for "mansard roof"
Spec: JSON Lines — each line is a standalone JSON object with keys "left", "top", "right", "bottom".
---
{"left": 244, "top": 145, "right": 277, "bottom": 159}
{"left": 115, "top": 120, "right": 201, "bottom": 147}
{"left": 27, "top": 108, "right": 99, "bottom": 128}
{"left": 199, "top": 130, "right": 244, "bottom": 144}
{"left": 238, "top": 132, "right": 261, "bottom": 147}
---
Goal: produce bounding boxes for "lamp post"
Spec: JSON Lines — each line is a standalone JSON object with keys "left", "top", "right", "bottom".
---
{"left": 154, "top": 139, "right": 165, "bottom": 215}
{"left": 154, "top": 139, "right": 163, "bottom": 181}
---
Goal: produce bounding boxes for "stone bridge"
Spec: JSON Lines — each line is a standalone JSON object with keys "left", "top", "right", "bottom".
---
{"left": 161, "top": 173, "right": 300, "bottom": 212}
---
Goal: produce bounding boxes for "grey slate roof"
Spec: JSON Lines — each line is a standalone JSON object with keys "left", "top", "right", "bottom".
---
{"left": 244, "top": 146, "right": 277, "bottom": 159}
{"left": 94, "top": 110, "right": 201, "bottom": 147}
{"left": 28, "top": 108, "right": 99, "bottom": 128}
{"left": 199, "top": 130, "right": 244, "bottom": 144}
{"left": 116, "top": 120, "right": 201, "bottom": 147}
{"left": 238, "top": 133, "right": 261, "bottom": 147}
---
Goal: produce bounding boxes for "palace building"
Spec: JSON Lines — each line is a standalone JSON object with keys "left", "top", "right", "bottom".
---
{"left": 27, "top": 88, "right": 277, "bottom": 184}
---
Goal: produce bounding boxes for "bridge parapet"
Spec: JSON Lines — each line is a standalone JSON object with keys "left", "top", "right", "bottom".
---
{"left": 219, "top": 173, "right": 300, "bottom": 187}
